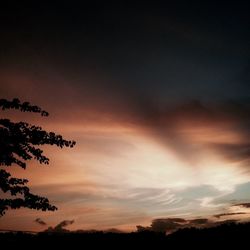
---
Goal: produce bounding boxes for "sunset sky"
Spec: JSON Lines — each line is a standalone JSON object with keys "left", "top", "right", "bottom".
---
{"left": 1, "top": 2, "right": 250, "bottom": 232}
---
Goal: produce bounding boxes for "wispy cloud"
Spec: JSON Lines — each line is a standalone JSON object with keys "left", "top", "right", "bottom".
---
{"left": 34, "top": 218, "right": 47, "bottom": 226}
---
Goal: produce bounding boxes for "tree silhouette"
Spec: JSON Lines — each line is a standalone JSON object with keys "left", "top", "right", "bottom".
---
{"left": 0, "top": 98, "right": 76, "bottom": 216}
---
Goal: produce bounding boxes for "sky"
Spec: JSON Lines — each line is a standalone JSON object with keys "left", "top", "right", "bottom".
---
{"left": 1, "top": 2, "right": 250, "bottom": 232}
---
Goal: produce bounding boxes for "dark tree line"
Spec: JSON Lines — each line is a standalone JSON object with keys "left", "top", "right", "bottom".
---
{"left": 0, "top": 98, "right": 75, "bottom": 216}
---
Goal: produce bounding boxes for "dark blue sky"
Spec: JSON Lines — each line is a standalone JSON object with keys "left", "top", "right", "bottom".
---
{"left": 1, "top": 2, "right": 250, "bottom": 104}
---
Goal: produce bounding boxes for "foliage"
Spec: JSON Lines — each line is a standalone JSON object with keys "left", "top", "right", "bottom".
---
{"left": 0, "top": 98, "right": 75, "bottom": 216}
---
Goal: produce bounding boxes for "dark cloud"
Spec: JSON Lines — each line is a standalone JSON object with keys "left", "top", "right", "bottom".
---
{"left": 55, "top": 220, "right": 74, "bottom": 229}
{"left": 211, "top": 143, "right": 250, "bottom": 163}
{"left": 34, "top": 218, "right": 46, "bottom": 226}
{"left": 137, "top": 217, "right": 204, "bottom": 233}
{"left": 137, "top": 98, "right": 250, "bottom": 130}
{"left": 233, "top": 203, "right": 250, "bottom": 208}
{"left": 137, "top": 217, "right": 241, "bottom": 234}
{"left": 214, "top": 212, "right": 247, "bottom": 219}
{"left": 150, "top": 218, "right": 187, "bottom": 233}
{"left": 189, "top": 218, "right": 209, "bottom": 225}
{"left": 44, "top": 220, "right": 74, "bottom": 233}
{"left": 130, "top": 98, "right": 250, "bottom": 166}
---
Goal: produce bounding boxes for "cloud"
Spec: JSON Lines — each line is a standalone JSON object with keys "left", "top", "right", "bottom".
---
{"left": 2, "top": 68, "right": 250, "bottom": 169}
{"left": 44, "top": 220, "right": 74, "bottom": 233}
{"left": 211, "top": 143, "right": 250, "bottom": 163}
{"left": 81, "top": 97, "right": 250, "bottom": 168}
{"left": 189, "top": 218, "right": 209, "bottom": 224}
{"left": 158, "top": 99, "right": 250, "bottom": 168}
{"left": 55, "top": 220, "right": 74, "bottom": 229}
{"left": 137, "top": 217, "right": 195, "bottom": 233}
{"left": 233, "top": 203, "right": 250, "bottom": 208}
{"left": 34, "top": 218, "right": 47, "bottom": 226}
{"left": 137, "top": 216, "right": 242, "bottom": 234}
{"left": 214, "top": 212, "right": 247, "bottom": 219}
{"left": 150, "top": 218, "right": 187, "bottom": 233}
